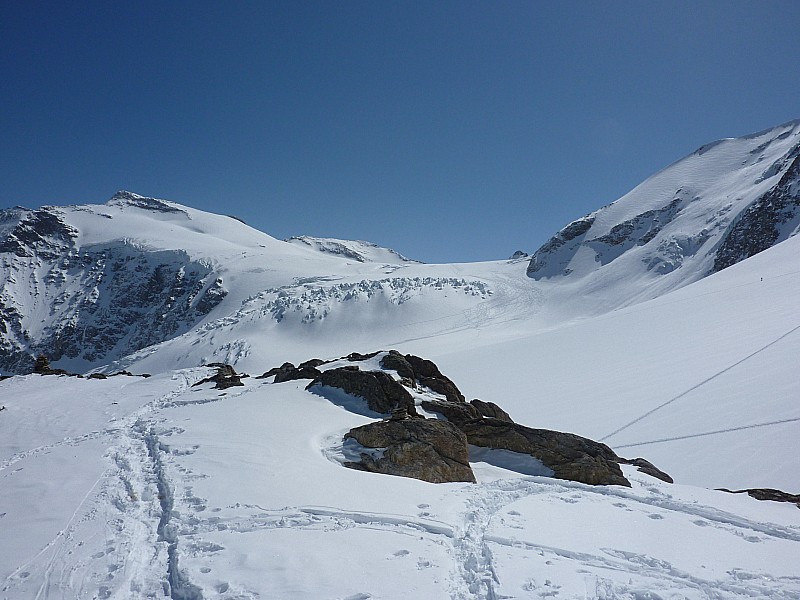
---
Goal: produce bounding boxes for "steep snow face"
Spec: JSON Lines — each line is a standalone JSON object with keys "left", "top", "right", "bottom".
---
{"left": 285, "top": 235, "right": 422, "bottom": 264}
{"left": 527, "top": 120, "right": 800, "bottom": 307}
{"left": 0, "top": 197, "right": 241, "bottom": 373}
{"left": 0, "top": 192, "right": 336, "bottom": 373}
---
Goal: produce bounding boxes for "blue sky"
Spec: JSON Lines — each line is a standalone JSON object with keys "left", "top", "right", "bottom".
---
{"left": 2, "top": 1, "right": 798, "bottom": 263}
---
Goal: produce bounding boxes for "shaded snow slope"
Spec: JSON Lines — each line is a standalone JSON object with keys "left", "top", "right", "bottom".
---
{"left": 527, "top": 119, "right": 800, "bottom": 309}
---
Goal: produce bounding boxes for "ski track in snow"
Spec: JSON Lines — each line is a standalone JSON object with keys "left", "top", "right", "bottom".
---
{"left": 600, "top": 321, "right": 800, "bottom": 442}
{"left": 614, "top": 416, "right": 800, "bottom": 449}
{"left": 152, "top": 477, "right": 800, "bottom": 599}
{"left": 0, "top": 371, "right": 210, "bottom": 600}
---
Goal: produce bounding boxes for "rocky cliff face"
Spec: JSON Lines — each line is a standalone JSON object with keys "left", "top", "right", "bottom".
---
{"left": 0, "top": 204, "right": 227, "bottom": 374}
{"left": 526, "top": 121, "right": 800, "bottom": 300}
{"left": 713, "top": 152, "right": 800, "bottom": 272}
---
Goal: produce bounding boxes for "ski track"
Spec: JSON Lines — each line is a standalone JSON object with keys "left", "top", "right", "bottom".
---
{"left": 600, "top": 321, "right": 800, "bottom": 442}
{"left": 130, "top": 470, "right": 800, "bottom": 600}
{"left": 0, "top": 371, "right": 209, "bottom": 600}
{"left": 615, "top": 416, "right": 800, "bottom": 449}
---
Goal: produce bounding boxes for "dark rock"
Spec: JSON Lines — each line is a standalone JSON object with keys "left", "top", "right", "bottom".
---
{"left": 273, "top": 364, "right": 322, "bottom": 383}
{"left": 111, "top": 370, "right": 134, "bottom": 377}
{"left": 308, "top": 367, "right": 417, "bottom": 416}
{"left": 344, "top": 418, "right": 475, "bottom": 483}
{"left": 345, "top": 351, "right": 380, "bottom": 362}
{"left": 403, "top": 354, "right": 444, "bottom": 379}
{"left": 32, "top": 354, "right": 70, "bottom": 376}
{"left": 713, "top": 153, "right": 800, "bottom": 272}
{"left": 33, "top": 354, "right": 52, "bottom": 374}
{"left": 379, "top": 350, "right": 415, "bottom": 380}
{"left": 257, "top": 362, "right": 296, "bottom": 379}
{"left": 718, "top": 487, "right": 800, "bottom": 508}
{"left": 88, "top": 373, "right": 108, "bottom": 380}
{"left": 527, "top": 216, "right": 596, "bottom": 278}
{"left": 299, "top": 358, "right": 328, "bottom": 369}
{"left": 470, "top": 399, "right": 513, "bottom": 422}
{"left": 459, "top": 419, "right": 630, "bottom": 486}
{"left": 420, "top": 399, "right": 481, "bottom": 425}
{"left": 418, "top": 375, "right": 464, "bottom": 403}
{"left": 404, "top": 354, "right": 464, "bottom": 402}
{"left": 619, "top": 457, "right": 673, "bottom": 483}
{"left": 193, "top": 364, "right": 244, "bottom": 390}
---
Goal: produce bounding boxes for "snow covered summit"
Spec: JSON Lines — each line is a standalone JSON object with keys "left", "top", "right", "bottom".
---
{"left": 527, "top": 119, "right": 800, "bottom": 307}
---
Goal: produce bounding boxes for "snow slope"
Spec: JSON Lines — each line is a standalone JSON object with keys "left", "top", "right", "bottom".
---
{"left": 2, "top": 360, "right": 799, "bottom": 599}
{"left": 425, "top": 234, "right": 800, "bottom": 492}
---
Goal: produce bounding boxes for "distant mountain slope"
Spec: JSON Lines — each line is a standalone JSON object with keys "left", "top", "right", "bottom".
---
{"left": 527, "top": 119, "right": 800, "bottom": 305}
{"left": 285, "top": 235, "right": 422, "bottom": 264}
{"left": 0, "top": 192, "right": 384, "bottom": 373}
{"left": 0, "top": 192, "right": 496, "bottom": 375}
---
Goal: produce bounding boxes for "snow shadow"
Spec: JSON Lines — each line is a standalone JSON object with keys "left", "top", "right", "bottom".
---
{"left": 306, "top": 383, "right": 385, "bottom": 419}
{"left": 469, "top": 445, "right": 555, "bottom": 477}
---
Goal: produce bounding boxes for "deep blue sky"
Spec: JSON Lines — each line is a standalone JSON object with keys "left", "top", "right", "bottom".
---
{"left": 2, "top": 2, "right": 798, "bottom": 263}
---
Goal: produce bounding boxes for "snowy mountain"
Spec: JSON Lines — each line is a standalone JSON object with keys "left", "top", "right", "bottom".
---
{"left": 527, "top": 119, "right": 800, "bottom": 308}
{"left": 0, "top": 192, "right": 438, "bottom": 374}
{"left": 2, "top": 122, "right": 800, "bottom": 599}
{"left": 285, "top": 235, "right": 422, "bottom": 264}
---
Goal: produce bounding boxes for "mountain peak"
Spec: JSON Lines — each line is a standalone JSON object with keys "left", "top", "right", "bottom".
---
{"left": 107, "top": 190, "right": 186, "bottom": 215}
{"left": 526, "top": 119, "right": 800, "bottom": 306}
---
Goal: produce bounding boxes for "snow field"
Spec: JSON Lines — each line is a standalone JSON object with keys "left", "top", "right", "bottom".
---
{"left": 4, "top": 363, "right": 798, "bottom": 599}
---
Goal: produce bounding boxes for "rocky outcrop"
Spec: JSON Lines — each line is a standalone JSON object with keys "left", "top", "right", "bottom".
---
{"left": 308, "top": 366, "right": 417, "bottom": 417}
{"left": 459, "top": 419, "right": 630, "bottom": 487}
{"left": 419, "top": 398, "right": 481, "bottom": 425}
{"left": 527, "top": 216, "right": 596, "bottom": 278}
{"left": 287, "top": 349, "right": 670, "bottom": 487}
{"left": 33, "top": 354, "right": 70, "bottom": 376}
{"left": 344, "top": 415, "right": 475, "bottom": 483}
{"left": 619, "top": 457, "right": 674, "bottom": 483}
{"left": 259, "top": 362, "right": 322, "bottom": 383}
{"left": 381, "top": 350, "right": 465, "bottom": 402}
{"left": 470, "top": 399, "right": 513, "bottom": 422}
{"left": 713, "top": 152, "right": 800, "bottom": 272}
{"left": 193, "top": 364, "right": 245, "bottom": 390}
{"left": 718, "top": 487, "right": 800, "bottom": 508}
